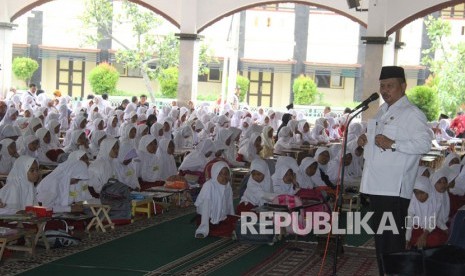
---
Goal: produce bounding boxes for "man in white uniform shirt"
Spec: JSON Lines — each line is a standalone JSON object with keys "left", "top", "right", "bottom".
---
{"left": 357, "top": 66, "right": 431, "bottom": 275}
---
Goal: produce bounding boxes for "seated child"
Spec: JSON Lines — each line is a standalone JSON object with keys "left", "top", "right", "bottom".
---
{"left": 194, "top": 161, "right": 237, "bottom": 238}
{"left": 406, "top": 175, "right": 448, "bottom": 249}
{"left": 237, "top": 158, "right": 275, "bottom": 214}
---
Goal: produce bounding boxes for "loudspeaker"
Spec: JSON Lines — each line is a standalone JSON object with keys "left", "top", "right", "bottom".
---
{"left": 347, "top": 0, "right": 360, "bottom": 9}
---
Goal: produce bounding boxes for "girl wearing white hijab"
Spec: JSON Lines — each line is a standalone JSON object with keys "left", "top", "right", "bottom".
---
{"left": 137, "top": 135, "right": 162, "bottom": 188}
{"left": 88, "top": 118, "right": 105, "bottom": 134}
{"left": 0, "top": 107, "right": 19, "bottom": 131}
{"left": 224, "top": 127, "right": 244, "bottom": 167}
{"left": 260, "top": 126, "right": 275, "bottom": 159}
{"left": 105, "top": 116, "right": 119, "bottom": 138}
{"left": 298, "top": 121, "right": 318, "bottom": 145}
{"left": 435, "top": 119, "right": 453, "bottom": 141}
{"left": 119, "top": 124, "right": 137, "bottom": 149}
{"left": 406, "top": 176, "right": 448, "bottom": 249}
{"left": 296, "top": 157, "right": 318, "bottom": 189}
{"left": 274, "top": 126, "right": 298, "bottom": 155}
{"left": 0, "top": 124, "right": 21, "bottom": 141}
{"left": 150, "top": 123, "right": 164, "bottom": 142}
{"left": 179, "top": 139, "right": 214, "bottom": 184}
{"left": 57, "top": 97, "right": 69, "bottom": 131}
{"left": 37, "top": 159, "right": 90, "bottom": 213}
{"left": 199, "top": 122, "right": 214, "bottom": 141}
{"left": 327, "top": 145, "right": 357, "bottom": 183}
{"left": 311, "top": 124, "right": 330, "bottom": 144}
{"left": 429, "top": 169, "right": 450, "bottom": 231}
{"left": 161, "top": 118, "right": 174, "bottom": 140}
{"left": 46, "top": 119, "right": 62, "bottom": 148}
{"left": 63, "top": 116, "right": 87, "bottom": 147}
{"left": 24, "top": 117, "right": 43, "bottom": 137}
{"left": 36, "top": 128, "right": 62, "bottom": 164}
{"left": 311, "top": 147, "right": 336, "bottom": 188}
{"left": 0, "top": 139, "right": 20, "bottom": 175}
{"left": 64, "top": 130, "right": 88, "bottom": 154}
{"left": 326, "top": 117, "right": 341, "bottom": 140}
{"left": 238, "top": 158, "right": 275, "bottom": 213}
{"left": 18, "top": 135, "right": 40, "bottom": 159}
{"left": 88, "top": 138, "right": 119, "bottom": 194}
{"left": 135, "top": 125, "right": 149, "bottom": 149}
{"left": 191, "top": 120, "right": 204, "bottom": 146}
{"left": 272, "top": 156, "right": 300, "bottom": 195}
{"left": 194, "top": 161, "right": 236, "bottom": 238}
{"left": 0, "top": 156, "right": 39, "bottom": 214}
{"left": 88, "top": 130, "right": 107, "bottom": 159}
{"left": 155, "top": 138, "right": 177, "bottom": 180}
{"left": 114, "top": 141, "right": 140, "bottom": 190}
{"left": 173, "top": 125, "right": 193, "bottom": 150}
{"left": 238, "top": 132, "right": 262, "bottom": 163}
{"left": 179, "top": 139, "right": 214, "bottom": 173}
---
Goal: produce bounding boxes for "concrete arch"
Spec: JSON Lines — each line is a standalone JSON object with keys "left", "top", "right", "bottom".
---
{"left": 10, "top": 0, "right": 180, "bottom": 28}
{"left": 387, "top": 0, "right": 465, "bottom": 35}
{"left": 197, "top": 0, "right": 367, "bottom": 33}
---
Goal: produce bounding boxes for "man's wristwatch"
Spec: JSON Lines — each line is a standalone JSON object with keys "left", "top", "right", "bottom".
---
{"left": 391, "top": 142, "right": 397, "bottom": 151}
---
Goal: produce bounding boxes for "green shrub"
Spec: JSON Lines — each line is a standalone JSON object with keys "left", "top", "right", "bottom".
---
{"left": 157, "top": 67, "right": 178, "bottom": 98}
{"left": 88, "top": 63, "right": 119, "bottom": 95}
{"left": 197, "top": 93, "right": 218, "bottom": 101}
{"left": 236, "top": 75, "right": 250, "bottom": 102}
{"left": 12, "top": 57, "right": 39, "bottom": 85}
{"left": 293, "top": 75, "right": 318, "bottom": 105}
{"left": 407, "top": 85, "right": 440, "bottom": 121}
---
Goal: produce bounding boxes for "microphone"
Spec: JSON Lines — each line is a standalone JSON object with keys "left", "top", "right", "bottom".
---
{"left": 352, "top": 93, "right": 379, "bottom": 111}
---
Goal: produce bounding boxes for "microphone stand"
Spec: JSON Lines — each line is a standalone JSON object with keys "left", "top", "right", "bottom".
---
{"left": 332, "top": 104, "right": 369, "bottom": 276}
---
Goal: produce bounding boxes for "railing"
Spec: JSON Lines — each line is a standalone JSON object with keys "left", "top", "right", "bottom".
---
{"left": 106, "top": 96, "right": 360, "bottom": 122}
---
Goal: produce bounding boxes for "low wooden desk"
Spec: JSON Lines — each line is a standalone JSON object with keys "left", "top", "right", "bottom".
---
{"left": 0, "top": 215, "right": 50, "bottom": 256}
{"left": 84, "top": 204, "right": 114, "bottom": 233}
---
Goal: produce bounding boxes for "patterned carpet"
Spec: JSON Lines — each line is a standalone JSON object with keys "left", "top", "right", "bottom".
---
{"left": 0, "top": 206, "right": 197, "bottom": 276}
{"left": 244, "top": 241, "right": 379, "bottom": 276}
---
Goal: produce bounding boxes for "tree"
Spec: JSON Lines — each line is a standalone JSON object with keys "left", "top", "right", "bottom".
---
{"left": 81, "top": 0, "right": 214, "bottom": 102}
{"left": 406, "top": 85, "right": 440, "bottom": 121}
{"left": 12, "top": 57, "right": 39, "bottom": 86}
{"left": 157, "top": 67, "right": 178, "bottom": 98}
{"left": 88, "top": 63, "right": 120, "bottom": 95}
{"left": 236, "top": 75, "right": 250, "bottom": 102}
{"left": 292, "top": 75, "right": 318, "bottom": 105}
{"left": 422, "top": 16, "right": 465, "bottom": 117}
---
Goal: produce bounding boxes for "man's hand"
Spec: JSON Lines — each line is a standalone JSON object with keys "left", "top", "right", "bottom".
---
{"left": 357, "top": 134, "right": 367, "bottom": 147}
{"left": 375, "top": 134, "right": 395, "bottom": 150}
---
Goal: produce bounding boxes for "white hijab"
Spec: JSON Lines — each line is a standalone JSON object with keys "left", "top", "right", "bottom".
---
{"left": 195, "top": 161, "right": 234, "bottom": 224}
{"left": 297, "top": 157, "right": 318, "bottom": 189}
{"left": 89, "top": 138, "right": 118, "bottom": 193}
{"left": 429, "top": 169, "right": 450, "bottom": 229}
{"left": 114, "top": 141, "right": 139, "bottom": 189}
{"left": 0, "top": 156, "right": 38, "bottom": 213}
{"left": 105, "top": 116, "right": 119, "bottom": 138}
{"left": 155, "top": 138, "right": 177, "bottom": 180}
{"left": 137, "top": 135, "right": 160, "bottom": 182}
{"left": 0, "top": 139, "right": 17, "bottom": 174}
{"left": 272, "top": 156, "right": 298, "bottom": 195}
{"left": 408, "top": 176, "right": 435, "bottom": 230}
{"left": 240, "top": 158, "right": 274, "bottom": 206}
{"left": 37, "top": 159, "right": 89, "bottom": 212}
{"left": 179, "top": 139, "right": 214, "bottom": 172}
{"left": 238, "top": 132, "right": 261, "bottom": 163}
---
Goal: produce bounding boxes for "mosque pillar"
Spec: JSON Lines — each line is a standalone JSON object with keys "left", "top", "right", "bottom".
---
{"left": 176, "top": 33, "right": 201, "bottom": 107}
{"left": 0, "top": 22, "right": 16, "bottom": 99}
{"left": 360, "top": 0, "right": 395, "bottom": 121}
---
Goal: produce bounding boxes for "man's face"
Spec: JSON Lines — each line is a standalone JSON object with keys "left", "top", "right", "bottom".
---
{"left": 140, "top": 96, "right": 147, "bottom": 103}
{"left": 30, "top": 86, "right": 37, "bottom": 93}
{"left": 379, "top": 78, "right": 406, "bottom": 106}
